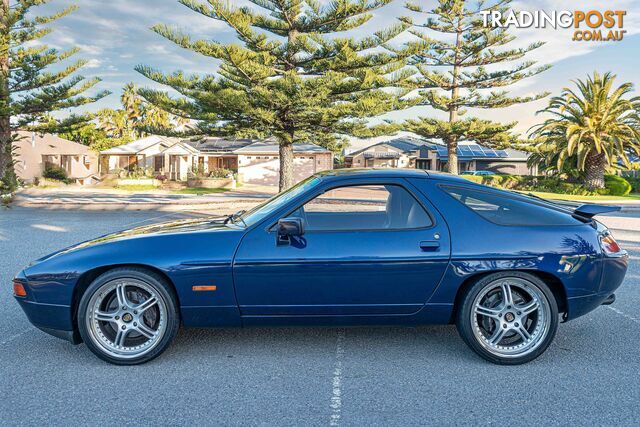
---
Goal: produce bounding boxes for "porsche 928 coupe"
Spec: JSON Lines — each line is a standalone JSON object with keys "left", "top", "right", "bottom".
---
{"left": 13, "top": 169, "right": 628, "bottom": 365}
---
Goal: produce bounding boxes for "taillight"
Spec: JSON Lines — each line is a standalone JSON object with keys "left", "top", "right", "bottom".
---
{"left": 13, "top": 280, "right": 27, "bottom": 297}
{"left": 600, "top": 233, "right": 622, "bottom": 255}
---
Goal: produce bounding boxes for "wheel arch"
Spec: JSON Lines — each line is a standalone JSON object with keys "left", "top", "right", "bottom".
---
{"left": 450, "top": 269, "right": 568, "bottom": 323}
{"left": 71, "top": 264, "right": 181, "bottom": 334}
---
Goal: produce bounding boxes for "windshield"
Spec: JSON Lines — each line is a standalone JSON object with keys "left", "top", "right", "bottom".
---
{"left": 234, "top": 175, "right": 323, "bottom": 227}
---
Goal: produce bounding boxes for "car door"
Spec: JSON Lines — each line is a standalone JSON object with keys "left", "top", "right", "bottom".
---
{"left": 232, "top": 178, "right": 451, "bottom": 316}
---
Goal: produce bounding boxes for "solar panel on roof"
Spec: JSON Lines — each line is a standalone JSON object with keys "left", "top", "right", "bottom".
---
{"left": 459, "top": 146, "right": 472, "bottom": 154}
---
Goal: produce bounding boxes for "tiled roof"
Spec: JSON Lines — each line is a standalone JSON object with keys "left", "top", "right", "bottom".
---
{"left": 185, "top": 137, "right": 255, "bottom": 153}
{"left": 100, "top": 135, "right": 180, "bottom": 154}
{"left": 347, "top": 138, "right": 422, "bottom": 157}
{"left": 233, "top": 141, "right": 330, "bottom": 154}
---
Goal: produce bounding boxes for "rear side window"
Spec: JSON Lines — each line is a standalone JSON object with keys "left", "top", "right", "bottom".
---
{"left": 442, "top": 186, "right": 581, "bottom": 226}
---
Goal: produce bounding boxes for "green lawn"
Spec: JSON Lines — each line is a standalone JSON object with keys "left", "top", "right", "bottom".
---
{"left": 174, "top": 187, "right": 230, "bottom": 195}
{"left": 521, "top": 191, "right": 640, "bottom": 202}
{"left": 113, "top": 184, "right": 159, "bottom": 192}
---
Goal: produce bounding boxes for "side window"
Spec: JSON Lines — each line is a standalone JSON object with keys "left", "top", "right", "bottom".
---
{"left": 297, "top": 184, "right": 432, "bottom": 231}
{"left": 442, "top": 186, "right": 582, "bottom": 226}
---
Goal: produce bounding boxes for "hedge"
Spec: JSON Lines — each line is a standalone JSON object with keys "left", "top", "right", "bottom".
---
{"left": 461, "top": 174, "right": 633, "bottom": 196}
{"left": 625, "top": 176, "right": 640, "bottom": 193}
{"left": 604, "top": 175, "right": 632, "bottom": 196}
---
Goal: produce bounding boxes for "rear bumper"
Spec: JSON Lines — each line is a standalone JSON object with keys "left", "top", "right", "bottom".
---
{"left": 15, "top": 297, "right": 80, "bottom": 344}
{"left": 566, "top": 252, "right": 628, "bottom": 320}
{"left": 566, "top": 290, "right": 619, "bottom": 320}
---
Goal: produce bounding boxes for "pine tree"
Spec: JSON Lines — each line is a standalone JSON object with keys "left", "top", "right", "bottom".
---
{"left": 0, "top": 0, "right": 108, "bottom": 189}
{"left": 136, "top": 0, "right": 416, "bottom": 190}
{"left": 402, "top": 0, "right": 550, "bottom": 174}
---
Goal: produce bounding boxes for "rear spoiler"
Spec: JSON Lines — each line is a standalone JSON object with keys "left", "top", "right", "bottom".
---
{"left": 574, "top": 204, "right": 621, "bottom": 218}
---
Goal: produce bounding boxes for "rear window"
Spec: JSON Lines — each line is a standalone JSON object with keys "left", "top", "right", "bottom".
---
{"left": 442, "top": 186, "right": 582, "bottom": 226}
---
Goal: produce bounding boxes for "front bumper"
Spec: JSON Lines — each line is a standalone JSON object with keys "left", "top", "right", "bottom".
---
{"left": 14, "top": 298, "right": 81, "bottom": 344}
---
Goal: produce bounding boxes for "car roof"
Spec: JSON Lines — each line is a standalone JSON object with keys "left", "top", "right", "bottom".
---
{"left": 317, "top": 168, "right": 470, "bottom": 183}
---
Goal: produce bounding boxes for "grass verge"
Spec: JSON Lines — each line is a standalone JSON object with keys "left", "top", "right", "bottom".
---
{"left": 174, "top": 187, "right": 231, "bottom": 195}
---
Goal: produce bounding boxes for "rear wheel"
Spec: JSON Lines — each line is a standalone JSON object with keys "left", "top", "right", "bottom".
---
{"left": 77, "top": 268, "right": 179, "bottom": 365}
{"left": 456, "top": 272, "right": 559, "bottom": 365}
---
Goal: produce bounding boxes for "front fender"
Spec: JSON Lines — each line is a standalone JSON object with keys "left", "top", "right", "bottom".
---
{"left": 22, "top": 229, "right": 245, "bottom": 310}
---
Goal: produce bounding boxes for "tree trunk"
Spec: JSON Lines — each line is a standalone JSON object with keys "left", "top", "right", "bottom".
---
{"left": 279, "top": 138, "right": 294, "bottom": 191}
{"left": 446, "top": 133, "right": 458, "bottom": 175}
{"left": 584, "top": 150, "right": 606, "bottom": 190}
{"left": 277, "top": 26, "right": 298, "bottom": 192}
{"left": 0, "top": 0, "right": 14, "bottom": 189}
{"left": 446, "top": 12, "right": 463, "bottom": 175}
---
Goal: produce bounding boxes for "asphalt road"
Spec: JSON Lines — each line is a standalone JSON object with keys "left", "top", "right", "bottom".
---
{"left": 0, "top": 207, "right": 639, "bottom": 426}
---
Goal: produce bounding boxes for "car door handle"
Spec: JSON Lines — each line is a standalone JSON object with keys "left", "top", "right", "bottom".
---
{"left": 419, "top": 240, "right": 440, "bottom": 251}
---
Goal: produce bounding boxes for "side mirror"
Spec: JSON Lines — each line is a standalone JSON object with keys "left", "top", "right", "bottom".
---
{"left": 276, "top": 217, "right": 305, "bottom": 245}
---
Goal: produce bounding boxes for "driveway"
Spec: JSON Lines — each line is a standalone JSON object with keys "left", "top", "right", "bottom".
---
{"left": 0, "top": 207, "right": 639, "bottom": 425}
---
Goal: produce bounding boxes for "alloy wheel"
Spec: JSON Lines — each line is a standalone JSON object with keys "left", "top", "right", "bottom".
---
{"left": 85, "top": 278, "right": 168, "bottom": 359}
{"left": 470, "top": 277, "right": 551, "bottom": 358}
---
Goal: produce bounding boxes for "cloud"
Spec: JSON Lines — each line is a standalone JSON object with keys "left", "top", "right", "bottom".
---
{"left": 84, "top": 58, "right": 102, "bottom": 68}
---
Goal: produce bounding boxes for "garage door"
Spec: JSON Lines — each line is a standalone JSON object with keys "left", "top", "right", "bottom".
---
{"left": 240, "top": 156, "right": 316, "bottom": 186}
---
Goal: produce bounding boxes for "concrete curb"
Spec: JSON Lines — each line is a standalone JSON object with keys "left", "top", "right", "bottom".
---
{"left": 12, "top": 198, "right": 267, "bottom": 212}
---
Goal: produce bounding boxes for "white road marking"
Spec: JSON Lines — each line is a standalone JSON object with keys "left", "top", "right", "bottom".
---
{"left": 607, "top": 306, "right": 640, "bottom": 324}
{"left": 329, "top": 329, "right": 346, "bottom": 426}
{"left": 30, "top": 224, "right": 67, "bottom": 232}
{"left": 0, "top": 327, "right": 33, "bottom": 346}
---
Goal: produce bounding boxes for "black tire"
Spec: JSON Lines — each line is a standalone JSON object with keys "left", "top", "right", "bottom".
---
{"left": 77, "top": 267, "right": 180, "bottom": 365}
{"left": 456, "top": 271, "right": 559, "bottom": 365}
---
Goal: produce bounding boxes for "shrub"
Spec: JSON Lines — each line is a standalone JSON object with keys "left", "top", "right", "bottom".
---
{"left": 604, "top": 174, "right": 632, "bottom": 196}
{"left": 209, "top": 167, "right": 232, "bottom": 178}
{"left": 189, "top": 165, "right": 207, "bottom": 178}
{"left": 43, "top": 164, "right": 68, "bottom": 181}
{"left": 461, "top": 175, "right": 483, "bottom": 184}
{"left": 129, "top": 166, "right": 154, "bottom": 179}
{"left": 461, "top": 174, "right": 595, "bottom": 195}
{"left": 625, "top": 176, "right": 640, "bottom": 193}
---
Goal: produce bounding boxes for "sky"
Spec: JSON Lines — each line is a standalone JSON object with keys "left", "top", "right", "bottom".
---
{"left": 30, "top": 0, "right": 640, "bottom": 136}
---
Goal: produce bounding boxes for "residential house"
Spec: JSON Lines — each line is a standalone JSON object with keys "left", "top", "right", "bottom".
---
{"left": 233, "top": 140, "right": 333, "bottom": 186}
{"left": 99, "top": 135, "right": 199, "bottom": 181}
{"left": 186, "top": 137, "right": 254, "bottom": 171}
{"left": 13, "top": 131, "right": 98, "bottom": 184}
{"left": 344, "top": 136, "right": 536, "bottom": 175}
{"left": 416, "top": 142, "right": 536, "bottom": 175}
{"left": 99, "top": 136, "right": 333, "bottom": 186}
{"left": 344, "top": 138, "right": 424, "bottom": 169}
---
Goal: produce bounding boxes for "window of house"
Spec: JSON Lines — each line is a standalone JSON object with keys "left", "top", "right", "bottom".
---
{"left": 292, "top": 184, "right": 432, "bottom": 231}
{"left": 441, "top": 186, "right": 583, "bottom": 226}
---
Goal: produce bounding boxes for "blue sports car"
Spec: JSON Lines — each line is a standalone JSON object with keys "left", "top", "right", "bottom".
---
{"left": 13, "top": 169, "right": 628, "bottom": 365}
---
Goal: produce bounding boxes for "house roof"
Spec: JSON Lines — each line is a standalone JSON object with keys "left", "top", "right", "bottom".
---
{"left": 13, "top": 131, "right": 93, "bottom": 155}
{"left": 100, "top": 135, "right": 181, "bottom": 154}
{"left": 233, "top": 141, "right": 331, "bottom": 154}
{"left": 343, "top": 131, "right": 424, "bottom": 154}
{"left": 421, "top": 141, "right": 530, "bottom": 161}
{"left": 346, "top": 137, "right": 422, "bottom": 158}
{"left": 161, "top": 141, "right": 201, "bottom": 155}
{"left": 185, "top": 137, "right": 255, "bottom": 153}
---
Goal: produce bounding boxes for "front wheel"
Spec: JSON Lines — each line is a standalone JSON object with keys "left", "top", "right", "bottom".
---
{"left": 456, "top": 272, "right": 559, "bottom": 365}
{"left": 77, "top": 268, "right": 180, "bottom": 365}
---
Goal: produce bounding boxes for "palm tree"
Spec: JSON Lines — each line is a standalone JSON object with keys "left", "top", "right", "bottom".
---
{"left": 529, "top": 72, "right": 640, "bottom": 189}
{"left": 96, "top": 108, "right": 129, "bottom": 139}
